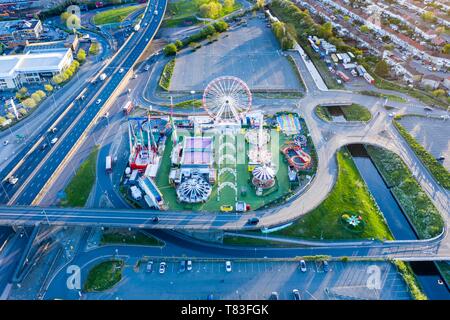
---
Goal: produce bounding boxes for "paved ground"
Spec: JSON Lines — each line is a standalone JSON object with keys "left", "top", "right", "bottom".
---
{"left": 50, "top": 258, "right": 410, "bottom": 300}
{"left": 398, "top": 115, "right": 450, "bottom": 171}
{"left": 170, "top": 16, "right": 302, "bottom": 92}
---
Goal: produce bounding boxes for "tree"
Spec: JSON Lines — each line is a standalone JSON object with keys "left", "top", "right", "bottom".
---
{"left": 52, "top": 74, "right": 64, "bottom": 85}
{"left": 319, "top": 22, "right": 333, "bottom": 39}
{"left": 281, "top": 37, "right": 294, "bottom": 50}
{"left": 76, "top": 49, "right": 86, "bottom": 62}
{"left": 223, "top": 0, "right": 235, "bottom": 11}
{"left": 35, "top": 90, "right": 46, "bottom": 99}
{"left": 163, "top": 43, "right": 178, "bottom": 56}
{"left": 44, "top": 84, "right": 54, "bottom": 92}
{"left": 255, "top": 0, "right": 265, "bottom": 9}
{"left": 343, "top": 15, "right": 350, "bottom": 22}
{"left": 0, "top": 116, "right": 7, "bottom": 126}
{"left": 31, "top": 92, "right": 42, "bottom": 104}
{"left": 432, "top": 89, "right": 446, "bottom": 97}
{"left": 60, "top": 12, "right": 71, "bottom": 23}
{"left": 199, "top": 1, "right": 222, "bottom": 19}
{"left": 421, "top": 11, "right": 436, "bottom": 23}
{"left": 174, "top": 40, "right": 183, "bottom": 49}
{"left": 443, "top": 43, "right": 450, "bottom": 55}
{"left": 22, "top": 98, "right": 37, "bottom": 108}
{"left": 360, "top": 25, "right": 370, "bottom": 33}
{"left": 374, "top": 60, "right": 390, "bottom": 78}
{"left": 213, "top": 20, "right": 228, "bottom": 32}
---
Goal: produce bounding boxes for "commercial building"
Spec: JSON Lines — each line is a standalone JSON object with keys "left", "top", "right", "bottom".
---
{"left": 0, "top": 19, "right": 43, "bottom": 41}
{"left": 0, "top": 48, "right": 73, "bottom": 90}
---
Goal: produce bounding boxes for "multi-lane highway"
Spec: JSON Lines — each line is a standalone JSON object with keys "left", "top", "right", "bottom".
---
{"left": 0, "top": 0, "right": 167, "bottom": 206}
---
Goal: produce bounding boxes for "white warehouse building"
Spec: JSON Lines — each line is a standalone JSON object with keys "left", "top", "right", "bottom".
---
{"left": 0, "top": 48, "right": 73, "bottom": 90}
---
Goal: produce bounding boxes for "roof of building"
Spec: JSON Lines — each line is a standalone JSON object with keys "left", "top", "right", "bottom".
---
{"left": 0, "top": 19, "right": 40, "bottom": 35}
{"left": 422, "top": 74, "right": 442, "bottom": 82}
{"left": 0, "top": 48, "right": 71, "bottom": 77}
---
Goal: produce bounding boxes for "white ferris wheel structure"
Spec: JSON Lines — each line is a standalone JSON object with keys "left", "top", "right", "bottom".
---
{"left": 202, "top": 76, "right": 252, "bottom": 124}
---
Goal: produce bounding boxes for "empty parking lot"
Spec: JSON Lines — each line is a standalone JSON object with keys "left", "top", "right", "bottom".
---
{"left": 83, "top": 259, "right": 410, "bottom": 300}
{"left": 169, "top": 16, "right": 303, "bottom": 92}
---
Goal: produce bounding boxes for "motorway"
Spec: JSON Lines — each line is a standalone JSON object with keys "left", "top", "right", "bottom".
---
{"left": 0, "top": 0, "right": 167, "bottom": 206}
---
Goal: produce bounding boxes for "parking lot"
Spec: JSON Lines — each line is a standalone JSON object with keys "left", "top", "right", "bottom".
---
{"left": 84, "top": 259, "right": 410, "bottom": 300}
{"left": 398, "top": 115, "right": 450, "bottom": 171}
{"left": 169, "top": 15, "right": 303, "bottom": 92}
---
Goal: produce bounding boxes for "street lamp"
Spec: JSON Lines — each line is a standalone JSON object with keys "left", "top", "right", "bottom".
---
{"left": 190, "top": 90, "right": 196, "bottom": 114}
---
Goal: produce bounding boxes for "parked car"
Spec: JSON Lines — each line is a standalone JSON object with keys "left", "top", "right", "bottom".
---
{"left": 187, "top": 260, "right": 192, "bottom": 271}
{"left": 146, "top": 261, "right": 153, "bottom": 273}
{"left": 247, "top": 217, "right": 259, "bottom": 225}
{"left": 179, "top": 260, "right": 186, "bottom": 272}
{"left": 292, "top": 289, "right": 301, "bottom": 300}
{"left": 225, "top": 261, "right": 232, "bottom": 272}
{"left": 159, "top": 262, "right": 166, "bottom": 274}
{"left": 220, "top": 205, "right": 233, "bottom": 212}
{"left": 299, "top": 260, "right": 307, "bottom": 272}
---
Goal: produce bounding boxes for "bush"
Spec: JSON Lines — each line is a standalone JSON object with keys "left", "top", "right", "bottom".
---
{"left": 76, "top": 48, "right": 87, "bottom": 62}
{"left": 89, "top": 41, "right": 100, "bottom": 55}
{"left": 163, "top": 43, "right": 178, "bottom": 56}
{"left": 159, "top": 59, "right": 176, "bottom": 91}
{"left": 213, "top": 20, "right": 228, "bottom": 32}
{"left": 44, "top": 84, "right": 54, "bottom": 92}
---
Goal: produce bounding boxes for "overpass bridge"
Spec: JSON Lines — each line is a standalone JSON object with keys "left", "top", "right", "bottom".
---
{"left": 0, "top": 206, "right": 448, "bottom": 261}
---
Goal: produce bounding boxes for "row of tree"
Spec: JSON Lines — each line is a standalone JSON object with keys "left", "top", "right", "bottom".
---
{"left": 163, "top": 20, "right": 229, "bottom": 56}
{"left": 271, "top": 21, "right": 294, "bottom": 50}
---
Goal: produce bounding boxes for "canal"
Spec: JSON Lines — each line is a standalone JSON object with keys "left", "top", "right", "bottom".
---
{"left": 347, "top": 144, "right": 450, "bottom": 300}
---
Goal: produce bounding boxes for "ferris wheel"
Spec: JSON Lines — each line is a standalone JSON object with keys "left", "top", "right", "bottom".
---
{"left": 202, "top": 76, "right": 252, "bottom": 124}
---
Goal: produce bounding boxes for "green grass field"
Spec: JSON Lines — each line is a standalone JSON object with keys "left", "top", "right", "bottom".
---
{"left": 84, "top": 260, "right": 124, "bottom": 292}
{"left": 163, "top": 0, "right": 241, "bottom": 28}
{"left": 366, "top": 145, "right": 444, "bottom": 239}
{"left": 315, "top": 104, "right": 371, "bottom": 122}
{"left": 272, "top": 149, "right": 393, "bottom": 240}
{"left": 60, "top": 146, "right": 98, "bottom": 207}
{"left": 340, "top": 104, "right": 372, "bottom": 122}
{"left": 93, "top": 5, "right": 144, "bottom": 25}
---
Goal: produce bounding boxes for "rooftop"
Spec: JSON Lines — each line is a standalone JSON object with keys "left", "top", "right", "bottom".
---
{"left": 0, "top": 48, "right": 71, "bottom": 77}
{"left": 0, "top": 19, "right": 40, "bottom": 35}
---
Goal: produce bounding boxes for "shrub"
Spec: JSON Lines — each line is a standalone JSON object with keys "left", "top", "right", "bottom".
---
{"left": 44, "top": 84, "right": 54, "bottom": 92}
{"left": 163, "top": 43, "right": 178, "bottom": 56}
{"left": 22, "top": 98, "right": 37, "bottom": 108}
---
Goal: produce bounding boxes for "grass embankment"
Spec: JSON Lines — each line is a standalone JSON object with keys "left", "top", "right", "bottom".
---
{"left": 172, "top": 99, "right": 203, "bottom": 109}
{"left": 223, "top": 235, "right": 300, "bottom": 247}
{"left": 273, "top": 149, "right": 393, "bottom": 240}
{"left": 269, "top": 1, "right": 342, "bottom": 90}
{"left": 101, "top": 228, "right": 164, "bottom": 246}
{"left": 393, "top": 260, "right": 427, "bottom": 300}
{"left": 159, "top": 59, "right": 175, "bottom": 91}
{"left": 366, "top": 146, "right": 444, "bottom": 238}
{"left": 60, "top": 146, "right": 99, "bottom": 207}
{"left": 84, "top": 259, "right": 124, "bottom": 292}
{"left": 93, "top": 5, "right": 144, "bottom": 25}
{"left": 163, "top": 0, "right": 241, "bottom": 28}
{"left": 340, "top": 104, "right": 372, "bottom": 121}
{"left": 315, "top": 104, "right": 371, "bottom": 122}
{"left": 358, "top": 90, "right": 406, "bottom": 103}
{"left": 393, "top": 119, "right": 450, "bottom": 189}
